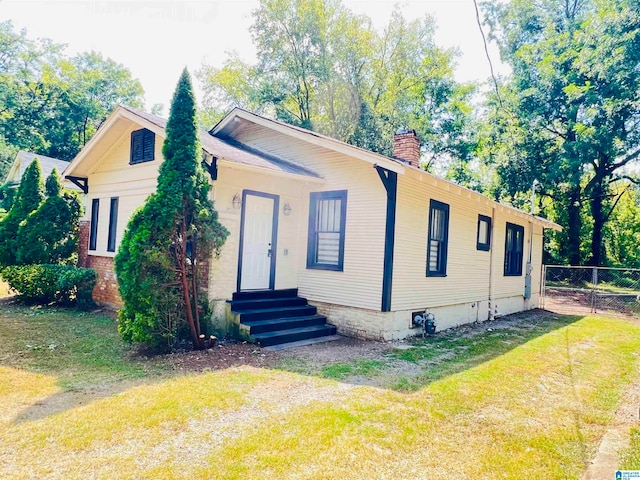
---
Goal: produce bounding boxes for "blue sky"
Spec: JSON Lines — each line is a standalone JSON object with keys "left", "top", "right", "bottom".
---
{"left": 2, "top": 0, "right": 508, "bottom": 111}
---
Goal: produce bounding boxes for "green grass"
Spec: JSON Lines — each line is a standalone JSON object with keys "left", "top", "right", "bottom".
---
{"left": 320, "top": 359, "right": 387, "bottom": 379}
{"left": 0, "top": 303, "right": 168, "bottom": 390}
{"left": 387, "top": 314, "right": 579, "bottom": 390}
{"left": 621, "top": 428, "right": 640, "bottom": 469}
{"left": 2, "top": 304, "right": 640, "bottom": 479}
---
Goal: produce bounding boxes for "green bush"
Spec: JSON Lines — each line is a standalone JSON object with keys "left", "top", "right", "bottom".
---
{"left": 1, "top": 264, "right": 96, "bottom": 307}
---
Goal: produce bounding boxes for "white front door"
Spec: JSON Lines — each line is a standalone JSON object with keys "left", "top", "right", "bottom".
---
{"left": 239, "top": 192, "right": 277, "bottom": 290}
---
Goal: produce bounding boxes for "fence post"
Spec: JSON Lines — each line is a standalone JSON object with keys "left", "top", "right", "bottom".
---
{"left": 541, "top": 264, "right": 547, "bottom": 310}
{"left": 591, "top": 266, "right": 598, "bottom": 313}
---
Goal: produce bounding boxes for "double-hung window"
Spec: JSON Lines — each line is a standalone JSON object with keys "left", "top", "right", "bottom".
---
{"left": 307, "top": 190, "right": 347, "bottom": 271}
{"left": 426, "top": 199, "right": 449, "bottom": 276}
{"left": 130, "top": 128, "right": 155, "bottom": 164}
{"left": 504, "top": 222, "right": 524, "bottom": 276}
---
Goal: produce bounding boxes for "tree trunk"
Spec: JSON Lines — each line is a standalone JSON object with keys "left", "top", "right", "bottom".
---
{"left": 179, "top": 218, "right": 200, "bottom": 349}
{"left": 588, "top": 179, "right": 607, "bottom": 266}
{"left": 566, "top": 186, "right": 583, "bottom": 266}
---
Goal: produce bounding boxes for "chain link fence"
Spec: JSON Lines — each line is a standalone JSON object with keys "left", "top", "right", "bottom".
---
{"left": 542, "top": 265, "right": 640, "bottom": 316}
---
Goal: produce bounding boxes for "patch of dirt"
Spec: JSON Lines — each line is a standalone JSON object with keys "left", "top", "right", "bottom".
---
{"left": 153, "top": 309, "right": 561, "bottom": 375}
{"left": 160, "top": 339, "right": 280, "bottom": 372}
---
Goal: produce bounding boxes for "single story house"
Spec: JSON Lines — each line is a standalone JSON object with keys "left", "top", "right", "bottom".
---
{"left": 3, "top": 150, "right": 76, "bottom": 189}
{"left": 64, "top": 105, "right": 560, "bottom": 346}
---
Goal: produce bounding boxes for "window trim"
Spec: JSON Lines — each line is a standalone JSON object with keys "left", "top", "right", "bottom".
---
{"left": 307, "top": 190, "right": 347, "bottom": 271}
{"left": 426, "top": 199, "right": 450, "bottom": 277}
{"left": 89, "top": 198, "right": 99, "bottom": 251}
{"left": 504, "top": 222, "right": 525, "bottom": 276}
{"left": 107, "top": 197, "right": 119, "bottom": 252}
{"left": 129, "top": 128, "right": 155, "bottom": 164}
{"left": 476, "top": 214, "right": 492, "bottom": 251}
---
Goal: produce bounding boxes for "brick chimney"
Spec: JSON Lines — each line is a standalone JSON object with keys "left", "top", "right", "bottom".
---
{"left": 393, "top": 129, "right": 420, "bottom": 168}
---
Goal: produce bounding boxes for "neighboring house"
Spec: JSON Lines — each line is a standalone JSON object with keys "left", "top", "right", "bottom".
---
{"left": 2, "top": 150, "right": 80, "bottom": 192}
{"left": 63, "top": 105, "right": 560, "bottom": 346}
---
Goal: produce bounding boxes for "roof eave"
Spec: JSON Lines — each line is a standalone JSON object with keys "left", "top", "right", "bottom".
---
{"left": 212, "top": 108, "right": 405, "bottom": 175}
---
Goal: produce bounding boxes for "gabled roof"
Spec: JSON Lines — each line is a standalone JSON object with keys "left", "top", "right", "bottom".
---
{"left": 64, "top": 105, "right": 321, "bottom": 181}
{"left": 3, "top": 150, "right": 70, "bottom": 185}
{"left": 211, "top": 107, "right": 561, "bottom": 231}
{"left": 211, "top": 107, "right": 405, "bottom": 174}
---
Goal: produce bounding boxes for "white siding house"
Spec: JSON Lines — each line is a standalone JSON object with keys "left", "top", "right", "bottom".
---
{"left": 64, "top": 105, "right": 560, "bottom": 342}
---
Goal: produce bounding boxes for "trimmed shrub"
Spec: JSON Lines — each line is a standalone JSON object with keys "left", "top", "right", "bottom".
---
{"left": 1, "top": 264, "right": 96, "bottom": 307}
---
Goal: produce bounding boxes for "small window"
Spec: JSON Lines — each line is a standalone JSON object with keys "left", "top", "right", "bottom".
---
{"left": 477, "top": 214, "right": 491, "bottom": 251}
{"left": 307, "top": 190, "right": 347, "bottom": 271}
{"left": 504, "top": 222, "right": 524, "bottom": 276}
{"left": 130, "top": 128, "right": 155, "bottom": 164}
{"left": 89, "top": 198, "right": 99, "bottom": 251}
{"left": 426, "top": 199, "right": 449, "bottom": 276}
{"left": 107, "top": 197, "right": 119, "bottom": 252}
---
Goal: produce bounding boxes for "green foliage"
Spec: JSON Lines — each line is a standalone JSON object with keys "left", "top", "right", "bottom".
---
{"left": 1, "top": 264, "right": 96, "bottom": 307}
{"left": 16, "top": 169, "right": 82, "bottom": 265}
{"left": 0, "top": 159, "right": 44, "bottom": 266}
{"left": 482, "top": 0, "right": 640, "bottom": 265}
{"left": 0, "top": 21, "right": 144, "bottom": 162}
{"left": 605, "top": 183, "right": 640, "bottom": 268}
{"left": 197, "top": 1, "right": 476, "bottom": 162}
{"left": 115, "top": 69, "right": 229, "bottom": 351}
{"left": 0, "top": 182, "right": 16, "bottom": 211}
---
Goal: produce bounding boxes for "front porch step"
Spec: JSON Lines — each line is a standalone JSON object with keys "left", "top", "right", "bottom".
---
{"left": 242, "top": 314, "right": 328, "bottom": 335}
{"left": 252, "top": 324, "right": 338, "bottom": 347}
{"left": 234, "top": 305, "right": 318, "bottom": 323}
{"left": 230, "top": 296, "right": 308, "bottom": 311}
{"left": 229, "top": 289, "right": 337, "bottom": 348}
{"left": 231, "top": 288, "right": 298, "bottom": 302}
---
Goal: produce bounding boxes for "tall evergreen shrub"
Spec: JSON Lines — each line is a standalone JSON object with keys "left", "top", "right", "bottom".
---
{"left": 0, "top": 159, "right": 44, "bottom": 266}
{"left": 115, "top": 69, "right": 229, "bottom": 351}
{"left": 17, "top": 168, "right": 82, "bottom": 265}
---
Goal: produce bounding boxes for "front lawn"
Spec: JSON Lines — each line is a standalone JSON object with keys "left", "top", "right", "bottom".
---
{"left": 1, "top": 303, "right": 639, "bottom": 479}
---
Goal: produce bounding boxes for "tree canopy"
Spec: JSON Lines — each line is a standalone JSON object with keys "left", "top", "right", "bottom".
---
{"left": 197, "top": 0, "right": 477, "bottom": 163}
{"left": 0, "top": 21, "right": 144, "bottom": 179}
{"left": 481, "top": 0, "right": 640, "bottom": 265}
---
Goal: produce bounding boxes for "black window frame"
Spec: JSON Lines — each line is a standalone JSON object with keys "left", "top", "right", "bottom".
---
{"left": 504, "top": 222, "right": 525, "bottom": 276}
{"left": 426, "top": 199, "right": 450, "bottom": 277}
{"left": 107, "top": 197, "right": 119, "bottom": 252}
{"left": 89, "top": 198, "right": 99, "bottom": 251}
{"left": 476, "top": 214, "right": 492, "bottom": 251}
{"left": 130, "top": 128, "right": 155, "bottom": 164}
{"left": 307, "top": 190, "right": 348, "bottom": 271}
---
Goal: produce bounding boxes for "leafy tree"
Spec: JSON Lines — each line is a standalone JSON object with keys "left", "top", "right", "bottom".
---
{"left": 482, "top": 0, "right": 640, "bottom": 265}
{"left": 16, "top": 168, "right": 82, "bottom": 265}
{"left": 197, "top": 0, "right": 476, "bottom": 161}
{"left": 605, "top": 182, "right": 640, "bottom": 268}
{"left": 115, "top": 69, "right": 229, "bottom": 351}
{"left": 0, "top": 159, "right": 44, "bottom": 266}
{"left": 0, "top": 21, "right": 145, "bottom": 162}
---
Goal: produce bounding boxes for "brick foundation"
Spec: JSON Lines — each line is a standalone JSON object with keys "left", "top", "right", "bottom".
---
{"left": 78, "top": 221, "right": 122, "bottom": 308}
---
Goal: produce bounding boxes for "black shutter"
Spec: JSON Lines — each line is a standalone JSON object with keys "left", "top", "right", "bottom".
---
{"left": 142, "top": 130, "right": 155, "bottom": 161}
{"left": 130, "top": 131, "right": 142, "bottom": 163}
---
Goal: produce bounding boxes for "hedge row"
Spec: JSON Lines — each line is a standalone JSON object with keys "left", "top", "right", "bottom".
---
{"left": 1, "top": 264, "right": 96, "bottom": 308}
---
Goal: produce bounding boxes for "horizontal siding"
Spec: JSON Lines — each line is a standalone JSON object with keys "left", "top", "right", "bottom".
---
{"left": 226, "top": 127, "right": 387, "bottom": 311}
{"left": 392, "top": 174, "right": 494, "bottom": 310}
{"left": 83, "top": 122, "right": 164, "bottom": 256}
{"left": 391, "top": 173, "right": 545, "bottom": 312}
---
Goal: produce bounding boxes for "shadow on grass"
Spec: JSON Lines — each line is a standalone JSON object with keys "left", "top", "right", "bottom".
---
{"left": 0, "top": 301, "right": 172, "bottom": 424}
{"left": 272, "top": 310, "right": 586, "bottom": 392}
